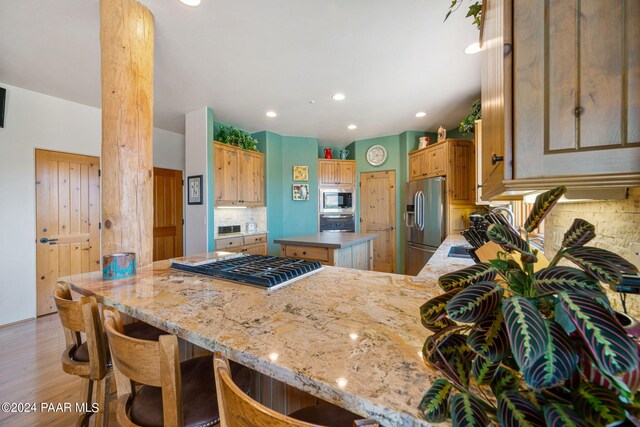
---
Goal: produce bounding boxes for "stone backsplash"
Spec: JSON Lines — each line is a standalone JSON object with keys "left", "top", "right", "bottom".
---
{"left": 544, "top": 187, "right": 640, "bottom": 317}
{"left": 214, "top": 207, "right": 267, "bottom": 235}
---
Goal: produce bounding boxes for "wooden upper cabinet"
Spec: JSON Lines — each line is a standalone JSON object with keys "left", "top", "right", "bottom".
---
{"left": 480, "top": 0, "right": 640, "bottom": 200}
{"left": 318, "top": 159, "right": 355, "bottom": 186}
{"left": 409, "top": 151, "right": 426, "bottom": 181}
{"left": 214, "top": 142, "right": 265, "bottom": 207}
{"left": 428, "top": 146, "right": 447, "bottom": 177}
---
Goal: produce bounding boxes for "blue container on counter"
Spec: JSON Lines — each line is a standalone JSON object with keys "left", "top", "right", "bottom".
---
{"left": 103, "top": 252, "right": 137, "bottom": 280}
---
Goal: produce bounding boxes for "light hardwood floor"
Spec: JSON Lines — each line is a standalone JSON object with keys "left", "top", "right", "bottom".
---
{"left": 0, "top": 314, "right": 116, "bottom": 426}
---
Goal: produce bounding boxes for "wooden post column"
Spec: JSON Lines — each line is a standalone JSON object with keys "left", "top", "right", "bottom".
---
{"left": 100, "top": 0, "right": 154, "bottom": 267}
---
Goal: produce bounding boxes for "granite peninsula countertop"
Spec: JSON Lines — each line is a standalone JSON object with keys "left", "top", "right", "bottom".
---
{"left": 64, "top": 256, "right": 451, "bottom": 427}
{"left": 417, "top": 235, "right": 475, "bottom": 278}
{"left": 274, "top": 232, "right": 379, "bottom": 249}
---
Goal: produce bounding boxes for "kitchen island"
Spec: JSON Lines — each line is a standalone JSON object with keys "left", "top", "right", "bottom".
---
{"left": 274, "top": 233, "right": 378, "bottom": 270}
{"left": 65, "top": 255, "right": 450, "bottom": 427}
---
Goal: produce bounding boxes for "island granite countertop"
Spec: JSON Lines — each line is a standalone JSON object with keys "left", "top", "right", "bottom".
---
{"left": 274, "top": 232, "right": 379, "bottom": 249}
{"left": 64, "top": 256, "right": 452, "bottom": 427}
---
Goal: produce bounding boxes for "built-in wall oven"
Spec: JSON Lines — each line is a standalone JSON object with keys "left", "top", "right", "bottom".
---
{"left": 319, "top": 188, "right": 355, "bottom": 213}
{"left": 319, "top": 214, "right": 355, "bottom": 233}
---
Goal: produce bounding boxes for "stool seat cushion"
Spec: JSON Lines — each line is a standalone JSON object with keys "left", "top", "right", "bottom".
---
{"left": 129, "top": 356, "right": 251, "bottom": 427}
{"left": 71, "top": 322, "right": 165, "bottom": 363}
{"left": 290, "top": 404, "right": 363, "bottom": 427}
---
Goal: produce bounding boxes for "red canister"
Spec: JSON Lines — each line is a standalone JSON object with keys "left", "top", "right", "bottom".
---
{"left": 323, "top": 148, "right": 333, "bottom": 159}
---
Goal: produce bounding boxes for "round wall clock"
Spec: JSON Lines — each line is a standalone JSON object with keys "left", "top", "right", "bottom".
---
{"left": 366, "top": 144, "right": 388, "bottom": 166}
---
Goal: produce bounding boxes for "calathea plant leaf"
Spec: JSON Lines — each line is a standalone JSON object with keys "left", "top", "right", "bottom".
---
{"left": 449, "top": 392, "right": 488, "bottom": 427}
{"left": 491, "top": 366, "right": 520, "bottom": 397}
{"left": 563, "top": 247, "right": 624, "bottom": 286}
{"left": 557, "top": 291, "right": 639, "bottom": 375}
{"left": 569, "top": 246, "right": 638, "bottom": 275}
{"left": 522, "top": 320, "right": 577, "bottom": 390}
{"left": 486, "top": 223, "right": 538, "bottom": 263}
{"left": 543, "top": 403, "right": 589, "bottom": 427}
{"left": 472, "top": 354, "right": 499, "bottom": 385}
{"left": 417, "top": 379, "right": 452, "bottom": 422}
{"left": 467, "top": 312, "right": 510, "bottom": 362}
{"left": 580, "top": 345, "right": 640, "bottom": 395}
{"left": 446, "top": 281, "right": 503, "bottom": 323}
{"left": 533, "top": 266, "right": 603, "bottom": 296}
{"left": 524, "top": 186, "right": 567, "bottom": 232}
{"left": 562, "top": 218, "right": 596, "bottom": 248}
{"left": 420, "top": 288, "right": 461, "bottom": 332}
{"left": 438, "top": 262, "right": 496, "bottom": 292}
{"left": 503, "top": 297, "right": 548, "bottom": 371}
{"left": 572, "top": 382, "right": 626, "bottom": 426}
{"left": 497, "top": 391, "right": 546, "bottom": 427}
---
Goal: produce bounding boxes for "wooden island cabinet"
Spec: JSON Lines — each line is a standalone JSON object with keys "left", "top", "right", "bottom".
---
{"left": 214, "top": 233, "right": 268, "bottom": 255}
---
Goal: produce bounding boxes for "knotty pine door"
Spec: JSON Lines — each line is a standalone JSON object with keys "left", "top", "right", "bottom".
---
{"left": 35, "top": 150, "right": 101, "bottom": 316}
{"left": 360, "top": 170, "right": 396, "bottom": 273}
{"left": 153, "top": 167, "right": 184, "bottom": 261}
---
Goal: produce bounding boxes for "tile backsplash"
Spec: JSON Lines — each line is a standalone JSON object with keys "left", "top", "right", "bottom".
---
{"left": 214, "top": 207, "right": 267, "bottom": 235}
{"left": 544, "top": 187, "right": 640, "bottom": 317}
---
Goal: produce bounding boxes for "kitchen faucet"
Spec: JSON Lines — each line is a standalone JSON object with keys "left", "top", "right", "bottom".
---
{"left": 491, "top": 206, "right": 516, "bottom": 228}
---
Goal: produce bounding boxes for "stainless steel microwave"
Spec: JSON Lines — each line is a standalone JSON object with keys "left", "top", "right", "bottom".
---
{"left": 319, "top": 188, "right": 355, "bottom": 213}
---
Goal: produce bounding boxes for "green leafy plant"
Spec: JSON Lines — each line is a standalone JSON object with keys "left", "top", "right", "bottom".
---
{"left": 418, "top": 186, "right": 640, "bottom": 426}
{"left": 459, "top": 99, "right": 481, "bottom": 135}
{"left": 444, "top": 0, "right": 483, "bottom": 29}
{"left": 216, "top": 125, "right": 258, "bottom": 151}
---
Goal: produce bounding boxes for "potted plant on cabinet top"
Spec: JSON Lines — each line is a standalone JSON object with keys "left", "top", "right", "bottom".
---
{"left": 418, "top": 186, "right": 640, "bottom": 426}
{"left": 216, "top": 125, "right": 258, "bottom": 151}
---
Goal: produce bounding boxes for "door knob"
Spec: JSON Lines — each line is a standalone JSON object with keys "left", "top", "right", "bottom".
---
{"left": 39, "top": 237, "right": 58, "bottom": 244}
{"left": 491, "top": 154, "right": 504, "bottom": 165}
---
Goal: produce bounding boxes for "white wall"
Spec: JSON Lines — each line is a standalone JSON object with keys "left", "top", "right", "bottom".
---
{"left": 0, "top": 83, "right": 185, "bottom": 326}
{"left": 184, "top": 108, "right": 209, "bottom": 255}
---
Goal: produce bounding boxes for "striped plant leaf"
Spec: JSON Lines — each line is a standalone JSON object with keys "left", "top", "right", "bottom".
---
{"left": 449, "top": 392, "right": 489, "bottom": 427}
{"left": 486, "top": 224, "right": 538, "bottom": 263}
{"left": 524, "top": 186, "right": 567, "bottom": 232}
{"left": 491, "top": 366, "right": 520, "bottom": 397}
{"left": 522, "top": 320, "right": 577, "bottom": 390}
{"left": 417, "top": 379, "right": 452, "bottom": 423}
{"left": 562, "top": 218, "right": 596, "bottom": 248}
{"left": 572, "top": 382, "right": 626, "bottom": 426}
{"left": 557, "top": 292, "right": 639, "bottom": 376}
{"left": 438, "top": 262, "right": 496, "bottom": 292}
{"left": 472, "top": 355, "right": 499, "bottom": 385}
{"left": 543, "top": 403, "right": 589, "bottom": 427}
{"left": 534, "top": 266, "right": 603, "bottom": 296}
{"left": 420, "top": 289, "right": 461, "bottom": 332}
{"left": 563, "top": 247, "right": 623, "bottom": 286}
{"left": 502, "top": 297, "right": 548, "bottom": 371}
{"left": 467, "top": 312, "right": 510, "bottom": 362}
{"left": 446, "top": 281, "right": 503, "bottom": 323}
{"left": 569, "top": 246, "right": 638, "bottom": 275}
{"left": 497, "top": 392, "right": 546, "bottom": 427}
{"left": 580, "top": 344, "right": 640, "bottom": 394}
{"left": 423, "top": 330, "right": 474, "bottom": 387}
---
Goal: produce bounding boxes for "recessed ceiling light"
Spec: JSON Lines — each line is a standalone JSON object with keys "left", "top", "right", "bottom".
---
{"left": 464, "top": 42, "right": 481, "bottom": 55}
{"left": 415, "top": 112, "right": 426, "bottom": 118}
{"left": 347, "top": 124, "right": 357, "bottom": 130}
{"left": 266, "top": 111, "right": 277, "bottom": 118}
{"left": 178, "top": 0, "right": 201, "bottom": 6}
{"left": 332, "top": 93, "right": 346, "bottom": 101}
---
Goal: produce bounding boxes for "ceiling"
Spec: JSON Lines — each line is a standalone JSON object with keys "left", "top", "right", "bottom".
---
{"left": 0, "top": 0, "right": 481, "bottom": 146}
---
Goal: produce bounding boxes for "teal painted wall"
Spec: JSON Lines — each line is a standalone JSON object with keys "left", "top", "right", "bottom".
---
{"left": 446, "top": 128, "right": 473, "bottom": 140}
{"left": 255, "top": 132, "right": 319, "bottom": 255}
{"left": 207, "top": 109, "right": 216, "bottom": 250}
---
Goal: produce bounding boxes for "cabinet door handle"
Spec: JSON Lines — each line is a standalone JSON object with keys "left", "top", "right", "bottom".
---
{"left": 504, "top": 43, "right": 512, "bottom": 57}
{"left": 491, "top": 154, "right": 504, "bottom": 165}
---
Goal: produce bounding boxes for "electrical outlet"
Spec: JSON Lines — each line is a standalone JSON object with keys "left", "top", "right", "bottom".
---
{"left": 629, "top": 242, "right": 640, "bottom": 268}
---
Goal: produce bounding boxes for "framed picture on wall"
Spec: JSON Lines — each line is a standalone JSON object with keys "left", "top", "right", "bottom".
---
{"left": 293, "top": 166, "right": 308, "bottom": 181}
{"left": 292, "top": 184, "right": 309, "bottom": 201}
{"left": 187, "top": 175, "right": 203, "bottom": 205}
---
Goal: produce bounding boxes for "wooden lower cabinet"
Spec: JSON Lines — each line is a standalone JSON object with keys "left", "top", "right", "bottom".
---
{"left": 279, "top": 241, "right": 374, "bottom": 270}
{"left": 214, "top": 234, "right": 268, "bottom": 256}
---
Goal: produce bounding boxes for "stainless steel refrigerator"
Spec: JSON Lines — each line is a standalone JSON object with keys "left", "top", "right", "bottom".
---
{"left": 405, "top": 177, "right": 446, "bottom": 275}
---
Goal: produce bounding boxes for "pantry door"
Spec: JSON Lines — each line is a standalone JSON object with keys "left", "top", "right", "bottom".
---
{"left": 35, "top": 150, "right": 101, "bottom": 316}
{"left": 360, "top": 170, "right": 396, "bottom": 273}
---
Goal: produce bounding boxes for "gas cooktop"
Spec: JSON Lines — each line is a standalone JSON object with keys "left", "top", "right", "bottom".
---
{"left": 170, "top": 254, "right": 323, "bottom": 290}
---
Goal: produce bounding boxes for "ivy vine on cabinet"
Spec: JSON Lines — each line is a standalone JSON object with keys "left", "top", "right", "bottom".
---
{"left": 479, "top": 0, "right": 640, "bottom": 201}
{"left": 214, "top": 142, "right": 265, "bottom": 207}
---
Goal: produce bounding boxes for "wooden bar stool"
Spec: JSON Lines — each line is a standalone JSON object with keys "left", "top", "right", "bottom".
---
{"left": 213, "top": 352, "right": 379, "bottom": 427}
{"left": 103, "top": 307, "right": 252, "bottom": 427}
{"left": 53, "top": 281, "right": 164, "bottom": 426}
